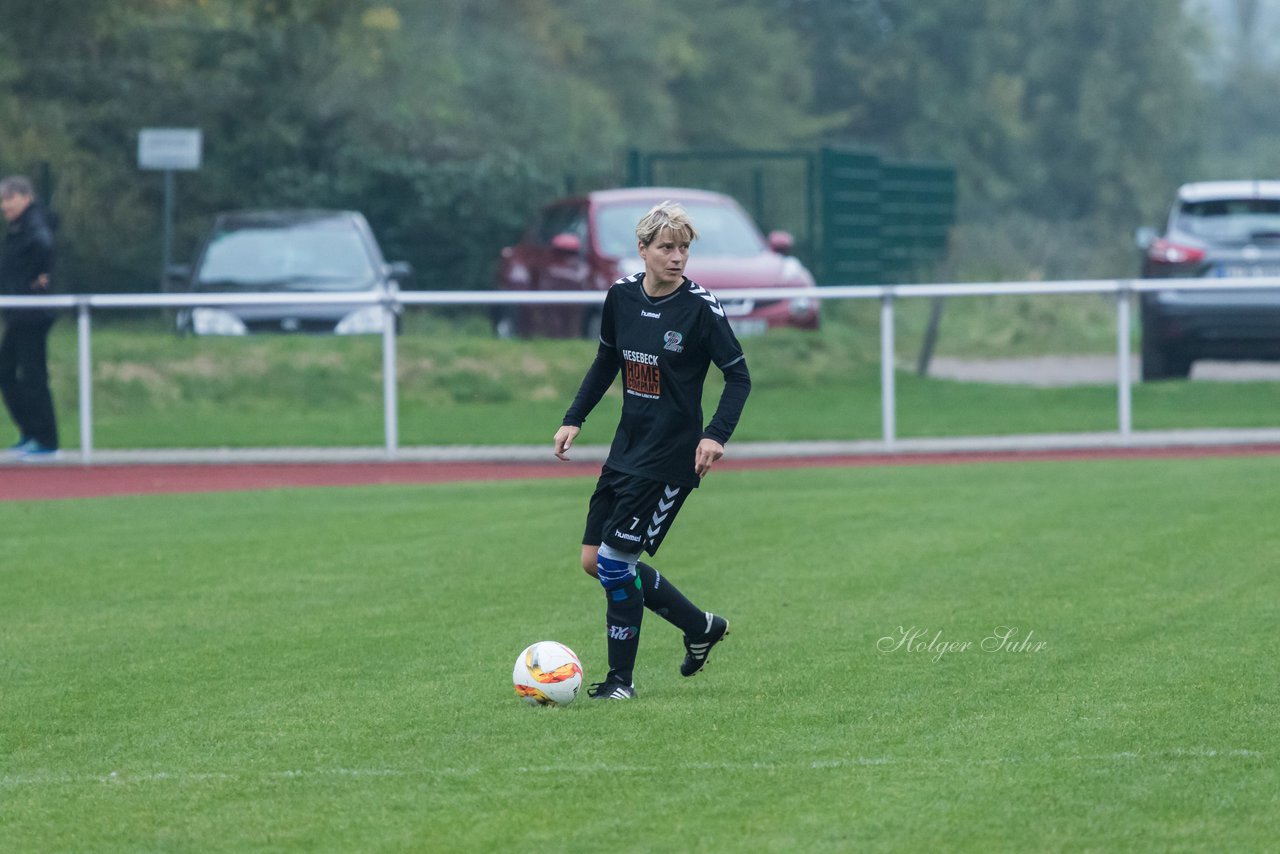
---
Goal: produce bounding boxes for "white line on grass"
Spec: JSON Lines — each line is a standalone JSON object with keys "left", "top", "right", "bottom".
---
{"left": 0, "top": 748, "right": 1263, "bottom": 789}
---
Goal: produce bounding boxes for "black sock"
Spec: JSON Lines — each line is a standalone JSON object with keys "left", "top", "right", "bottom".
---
{"left": 636, "top": 562, "right": 706, "bottom": 636}
{"left": 604, "top": 577, "right": 644, "bottom": 685}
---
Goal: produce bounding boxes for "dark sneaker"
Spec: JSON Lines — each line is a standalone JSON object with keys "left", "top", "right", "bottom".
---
{"left": 680, "top": 613, "right": 729, "bottom": 677}
{"left": 587, "top": 680, "right": 637, "bottom": 700}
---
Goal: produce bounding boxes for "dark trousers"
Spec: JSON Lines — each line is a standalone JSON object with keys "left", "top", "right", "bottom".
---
{"left": 0, "top": 317, "right": 59, "bottom": 449}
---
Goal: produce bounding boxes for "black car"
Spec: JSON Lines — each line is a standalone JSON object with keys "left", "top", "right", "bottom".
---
{"left": 171, "top": 209, "right": 411, "bottom": 335}
{"left": 1136, "top": 181, "right": 1280, "bottom": 379}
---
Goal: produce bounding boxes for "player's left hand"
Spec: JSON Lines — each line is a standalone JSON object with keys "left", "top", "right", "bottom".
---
{"left": 694, "top": 438, "right": 725, "bottom": 477}
{"left": 553, "top": 425, "right": 580, "bottom": 461}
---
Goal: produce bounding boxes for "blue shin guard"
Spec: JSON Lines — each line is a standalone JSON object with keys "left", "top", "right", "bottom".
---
{"left": 596, "top": 543, "right": 640, "bottom": 590}
{"left": 597, "top": 543, "right": 643, "bottom": 685}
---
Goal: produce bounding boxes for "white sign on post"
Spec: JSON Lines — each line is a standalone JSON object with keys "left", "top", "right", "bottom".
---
{"left": 138, "top": 128, "right": 203, "bottom": 171}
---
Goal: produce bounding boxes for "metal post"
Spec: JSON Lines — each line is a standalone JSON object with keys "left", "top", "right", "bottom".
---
{"left": 880, "top": 290, "right": 896, "bottom": 445}
{"left": 805, "top": 152, "right": 817, "bottom": 273}
{"left": 382, "top": 295, "right": 399, "bottom": 458}
{"left": 751, "top": 167, "right": 766, "bottom": 228}
{"left": 916, "top": 296, "right": 946, "bottom": 377}
{"left": 76, "top": 301, "right": 93, "bottom": 463}
{"left": 161, "top": 170, "right": 175, "bottom": 288}
{"left": 1116, "top": 282, "right": 1133, "bottom": 438}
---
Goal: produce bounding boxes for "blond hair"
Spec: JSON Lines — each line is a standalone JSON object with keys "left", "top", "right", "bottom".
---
{"left": 635, "top": 201, "right": 699, "bottom": 246}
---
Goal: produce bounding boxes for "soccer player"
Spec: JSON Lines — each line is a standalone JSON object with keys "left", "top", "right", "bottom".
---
{"left": 553, "top": 201, "right": 751, "bottom": 700}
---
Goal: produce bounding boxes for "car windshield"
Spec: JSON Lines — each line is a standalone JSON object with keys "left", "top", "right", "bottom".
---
{"left": 1177, "top": 198, "right": 1280, "bottom": 242}
{"left": 595, "top": 200, "right": 767, "bottom": 259}
{"left": 197, "top": 219, "right": 376, "bottom": 289}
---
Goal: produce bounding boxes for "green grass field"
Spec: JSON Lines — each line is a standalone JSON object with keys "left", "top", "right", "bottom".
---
{"left": 3, "top": 457, "right": 1277, "bottom": 851}
{"left": 34, "top": 304, "right": 1280, "bottom": 450}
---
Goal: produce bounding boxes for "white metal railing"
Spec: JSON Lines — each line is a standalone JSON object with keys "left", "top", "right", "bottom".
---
{"left": 3, "top": 276, "right": 1279, "bottom": 463}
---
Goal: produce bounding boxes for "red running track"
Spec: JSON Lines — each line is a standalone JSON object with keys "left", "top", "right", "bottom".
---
{"left": 3, "top": 444, "right": 1280, "bottom": 502}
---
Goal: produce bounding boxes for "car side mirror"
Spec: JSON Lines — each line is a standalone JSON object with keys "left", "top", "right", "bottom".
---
{"left": 164, "top": 263, "right": 191, "bottom": 290}
{"left": 767, "top": 230, "right": 795, "bottom": 254}
{"left": 550, "top": 233, "right": 582, "bottom": 254}
{"left": 1134, "top": 227, "right": 1156, "bottom": 250}
{"left": 386, "top": 260, "right": 413, "bottom": 281}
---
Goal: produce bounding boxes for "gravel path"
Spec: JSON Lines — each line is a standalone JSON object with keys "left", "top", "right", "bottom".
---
{"left": 926, "top": 356, "right": 1280, "bottom": 386}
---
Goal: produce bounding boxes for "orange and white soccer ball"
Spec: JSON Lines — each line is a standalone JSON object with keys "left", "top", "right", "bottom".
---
{"left": 513, "top": 641, "right": 583, "bottom": 706}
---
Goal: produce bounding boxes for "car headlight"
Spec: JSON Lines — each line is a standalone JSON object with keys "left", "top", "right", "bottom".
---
{"left": 191, "top": 308, "right": 248, "bottom": 336}
{"left": 788, "top": 297, "right": 815, "bottom": 317}
{"left": 334, "top": 305, "right": 387, "bottom": 335}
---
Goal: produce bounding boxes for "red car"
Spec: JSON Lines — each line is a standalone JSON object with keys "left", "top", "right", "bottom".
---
{"left": 494, "top": 187, "right": 819, "bottom": 338}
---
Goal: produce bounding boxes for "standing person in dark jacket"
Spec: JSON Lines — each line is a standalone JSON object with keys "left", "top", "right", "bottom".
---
{"left": 1, "top": 175, "right": 60, "bottom": 459}
{"left": 553, "top": 201, "right": 751, "bottom": 700}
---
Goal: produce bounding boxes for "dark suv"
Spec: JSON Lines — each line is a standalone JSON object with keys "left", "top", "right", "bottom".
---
{"left": 1136, "top": 181, "right": 1280, "bottom": 379}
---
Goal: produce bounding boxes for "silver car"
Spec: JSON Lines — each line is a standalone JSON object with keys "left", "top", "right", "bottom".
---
{"left": 172, "top": 209, "right": 411, "bottom": 335}
{"left": 1136, "top": 181, "right": 1280, "bottom": 379}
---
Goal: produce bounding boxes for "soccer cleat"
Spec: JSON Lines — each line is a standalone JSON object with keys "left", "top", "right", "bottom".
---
{"left": 680, "top": 613, "right": 729, "bottom": 677}
{"left": 587, "top": 680, "right": 637, "bottom": 700}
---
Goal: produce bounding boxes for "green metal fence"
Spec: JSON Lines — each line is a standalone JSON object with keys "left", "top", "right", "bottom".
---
{"left": 875, "top": 160, "right": 956, "bottom": 283}
{"left": 628, "top": 147, "right": 955, "bottom": 285}
{"left": 816, "top": 149, "right": 881, "bottom": 284}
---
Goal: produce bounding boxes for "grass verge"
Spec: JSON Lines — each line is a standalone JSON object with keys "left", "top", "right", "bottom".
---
{"left": 33, "top": 304, "right": 1280, "bottom": 450}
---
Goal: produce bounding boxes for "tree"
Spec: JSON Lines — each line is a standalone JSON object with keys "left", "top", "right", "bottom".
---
{"left": 1, "top": 0, "right": 834, "bottom": 291}
{"left": 2, "top": 0, "right": 1226, "bottom": 288}
{"left": 1193, "top": 0, "right": 1280, "bottom": 179}
{"left": 768, "top": 0, "right": 1205, "bottom": 275}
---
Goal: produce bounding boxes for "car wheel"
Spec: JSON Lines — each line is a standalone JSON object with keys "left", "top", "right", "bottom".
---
{"left": 1168, "top": 352, "right": 1193, "bottom": 379}
{"left": 492, "top": 306, "right": 519, "bottom": 340}
{"left": 1141, "top": 334, "right": 1192, "bottom": 381}
{"left": 581, "top": 307, "right": 602, "bottom": 341}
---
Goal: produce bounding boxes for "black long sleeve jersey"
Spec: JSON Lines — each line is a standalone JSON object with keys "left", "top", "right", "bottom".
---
{"left": 562, "top": 273, "right": 751, "bottom": 488}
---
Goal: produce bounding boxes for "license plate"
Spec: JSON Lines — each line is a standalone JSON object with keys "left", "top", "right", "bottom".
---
{"left": 729, "top": 318, "right": 768, "bottom": 337}
{"left": 1213, "top": 264, "right": 1280, "bottom": 278}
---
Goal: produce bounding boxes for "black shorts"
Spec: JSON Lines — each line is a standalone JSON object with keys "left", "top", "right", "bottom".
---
{"left": 582, "top": 467, "right": 692, "bottom": 556}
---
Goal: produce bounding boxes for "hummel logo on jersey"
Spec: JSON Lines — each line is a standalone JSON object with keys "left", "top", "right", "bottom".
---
{"left": 641, "top": 310, "right": 661, "bottom": 319}
{"left": 648, "top": 486, "right": 682, "bottom": 538}
{"left": 687, "top": 282, "right": 726, "bottom": 317}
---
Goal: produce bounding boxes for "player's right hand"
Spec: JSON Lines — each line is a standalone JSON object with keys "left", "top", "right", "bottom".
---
{"left": 553, "top": 425, "right": 580, "bottom": 461}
